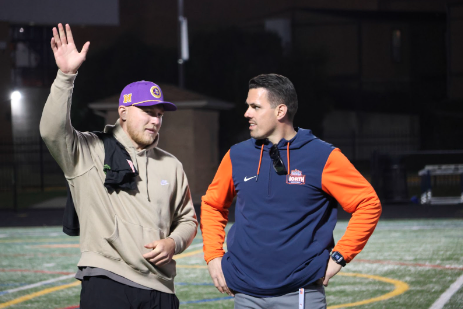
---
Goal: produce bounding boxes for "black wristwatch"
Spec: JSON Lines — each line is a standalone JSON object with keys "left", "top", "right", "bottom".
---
{"left": 331, "top": 251, "right": 346, "bottom": 267}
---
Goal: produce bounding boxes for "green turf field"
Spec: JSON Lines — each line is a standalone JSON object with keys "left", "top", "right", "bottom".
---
{"left": 0, "top": 219, "right": 462, "bottom": 309}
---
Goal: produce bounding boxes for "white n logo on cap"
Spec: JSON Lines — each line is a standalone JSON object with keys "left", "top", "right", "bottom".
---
{"left": 123, "top": 93, "right": 132, "bottom": 103}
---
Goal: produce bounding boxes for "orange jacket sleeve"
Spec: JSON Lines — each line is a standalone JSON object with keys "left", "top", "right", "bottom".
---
{"left": 200, "top": 150, "right": 236, "bottom": 263}
{"left": 321, "top": 148, "right": 382, "bottom": 263}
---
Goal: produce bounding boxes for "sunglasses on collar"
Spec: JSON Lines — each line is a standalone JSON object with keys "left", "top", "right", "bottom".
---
{"left": 269, "top": 144, "right": 287, "bottom": 175}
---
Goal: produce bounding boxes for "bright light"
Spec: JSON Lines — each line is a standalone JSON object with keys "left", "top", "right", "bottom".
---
{"left": 11, "top": 91, "right": 22, "bottom": 101}
{"left": 19, "top": 28, "right": 24, "bottom": 33}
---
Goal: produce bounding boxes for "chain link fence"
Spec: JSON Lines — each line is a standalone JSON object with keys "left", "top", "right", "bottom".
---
{"left": 1, "top": 135, "right": 461, "bottom": 209}
{"left": 0, "top": 138, "right": 66, "bottom": 210}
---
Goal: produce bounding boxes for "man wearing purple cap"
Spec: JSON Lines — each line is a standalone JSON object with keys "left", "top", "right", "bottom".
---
{"left": 40, "top": 24, "right": 197, "bottom": 309}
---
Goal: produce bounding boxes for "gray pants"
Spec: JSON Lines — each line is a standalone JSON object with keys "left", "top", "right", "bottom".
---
{"left": 234, "top": 282, "right": 326, "bottom": 309}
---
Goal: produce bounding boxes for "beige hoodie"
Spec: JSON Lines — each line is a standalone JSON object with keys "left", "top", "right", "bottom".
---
{"left": 40, "top": 70, "right": 198, "bottom": 294}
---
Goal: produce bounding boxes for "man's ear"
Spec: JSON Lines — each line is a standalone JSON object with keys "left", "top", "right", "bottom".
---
{"left": 276, "top": 104, "right": 288, "bottom": 121}
{"left": 118, "top": 106, "right": 127, "bottom": 121}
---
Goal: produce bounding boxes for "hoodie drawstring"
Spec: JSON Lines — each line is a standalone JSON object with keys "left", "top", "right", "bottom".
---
{"left": 256, "top": 144, "right": 264, "bottom": 182}
{"left": 256, "top": 142, "right": 291, "bottom": 181}
{"left": 146, "top": 151, "right": 150, "bottom": 202}
{"left": 287, "top": 142, "right": 290, "bottom": 174}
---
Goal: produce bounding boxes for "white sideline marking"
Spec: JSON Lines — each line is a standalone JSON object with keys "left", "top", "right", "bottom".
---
{"left": 429, "top": 273, "right": 463, "bottom": 309}
{"left": 0, "top": 274, "right": 75, "bottom": 295}
{"left": 187, "top": 243, "right": 203, "bottom": 250}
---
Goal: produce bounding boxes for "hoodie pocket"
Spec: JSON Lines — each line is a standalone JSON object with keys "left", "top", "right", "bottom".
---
{"left": 104, "top": 216, "right": 176, "bottom": 281}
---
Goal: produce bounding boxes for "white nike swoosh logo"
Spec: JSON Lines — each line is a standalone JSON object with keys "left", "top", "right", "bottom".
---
{"left": 244, "top": 176, "right": 256, "bottom": 182}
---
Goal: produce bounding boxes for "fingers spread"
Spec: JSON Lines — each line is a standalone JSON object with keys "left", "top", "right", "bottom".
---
{"left": 50, "top": 38, "right": 58, "bottom": 53}
{"left": 80, "top": 42, "right": 90, "bottom": 59}
{"left": 58, "top": 23, "right": 67, "bottom": 45}
{"left": 52, "top": 27, "right": 61, "bottom": 47}
{"left": 65, "top": 24, "right": 74, "bottom": 44}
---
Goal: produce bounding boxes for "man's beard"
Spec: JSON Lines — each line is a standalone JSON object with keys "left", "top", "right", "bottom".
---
{"left": 127, "top": 124, "right": 156, "bottom": 148}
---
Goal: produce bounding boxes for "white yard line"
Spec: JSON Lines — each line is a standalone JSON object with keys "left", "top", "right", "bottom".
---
{"left": 187, "top": 243, "right": 203, "bottom": 250}
{"left": 0, "top": 274, "right": 75, "bottom": 296}
{"left": 429, "top": 273, "right": 463, "bottom": 309}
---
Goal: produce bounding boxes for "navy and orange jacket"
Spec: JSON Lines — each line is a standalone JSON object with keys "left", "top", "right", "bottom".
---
{"left": 200, "top": 128, "right": 381, "bottom": 297}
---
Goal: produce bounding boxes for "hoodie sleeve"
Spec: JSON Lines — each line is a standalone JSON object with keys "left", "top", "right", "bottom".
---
{"left": 168, "top": 166, "right": 198, "bottom": 255}
{"left": 200, "top": 150, "right": 236, "bottom": 263}
{"left": 39, "top": 70, "right": 97, "bottom": 177}
{"left": 321, "top": 148, "right": 382, "bottom": 263}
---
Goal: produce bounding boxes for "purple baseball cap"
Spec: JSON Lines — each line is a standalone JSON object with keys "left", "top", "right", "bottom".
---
{"left": 119, "top": 81, "right": 177, "bottom": 111}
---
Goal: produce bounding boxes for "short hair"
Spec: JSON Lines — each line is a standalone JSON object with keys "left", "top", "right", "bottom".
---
{"left": 249, "top": 74, "right": 298, "bottom": 121}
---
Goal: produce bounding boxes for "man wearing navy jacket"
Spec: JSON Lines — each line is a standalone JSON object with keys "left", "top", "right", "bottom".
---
{"left": 200, "top": 74, "right": 382, "bottom": 308}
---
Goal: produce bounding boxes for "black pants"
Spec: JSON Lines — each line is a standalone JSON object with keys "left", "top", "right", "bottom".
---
{"left": 80, "top": 276, "right": 179, "bottom": 309}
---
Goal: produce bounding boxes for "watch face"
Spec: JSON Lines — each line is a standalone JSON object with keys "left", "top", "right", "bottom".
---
{"left": 332, "top": 251, "right": 346, "bottom": 266}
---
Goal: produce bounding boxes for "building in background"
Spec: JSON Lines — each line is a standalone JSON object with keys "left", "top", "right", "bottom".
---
{"left": 88, "top": 85, "right": 233, "bottom": 203}
{"left": 2, "top": 0, "right": 462, "bottom": 147}
{"left": 0, "top": 0, "right": 462, "bottom": 206}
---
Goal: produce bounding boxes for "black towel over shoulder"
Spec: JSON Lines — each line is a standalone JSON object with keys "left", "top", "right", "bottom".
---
{"left": 63, "top": 132, "right": 139, "bottom": 236}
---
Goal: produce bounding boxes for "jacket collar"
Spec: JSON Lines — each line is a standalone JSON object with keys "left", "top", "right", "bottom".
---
{"left": 253, "top": 127, "right": 317, "bottom": 151}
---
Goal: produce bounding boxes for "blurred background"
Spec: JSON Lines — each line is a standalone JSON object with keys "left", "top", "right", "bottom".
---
{"left": 0, "top": 0, "right": 462, "bottom": 221}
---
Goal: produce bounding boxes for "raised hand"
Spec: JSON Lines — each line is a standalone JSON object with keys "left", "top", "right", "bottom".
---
{"left": 50, "top": 23, "right": 90, "bottom": 74}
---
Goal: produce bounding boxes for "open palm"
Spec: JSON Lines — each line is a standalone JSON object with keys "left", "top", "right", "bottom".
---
{"left": 51, "top": 24, "right": 90, "bottom": 74}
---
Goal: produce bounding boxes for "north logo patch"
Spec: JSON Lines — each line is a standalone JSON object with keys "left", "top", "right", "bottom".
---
{"left": 286, "top": 169, "right": 305, "bottom": 185}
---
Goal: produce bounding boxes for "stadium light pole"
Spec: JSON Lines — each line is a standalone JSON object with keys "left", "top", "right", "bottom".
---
{"left": 177, "top": 0, "right": 189, "bottom": 88}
